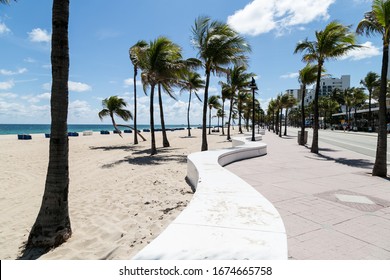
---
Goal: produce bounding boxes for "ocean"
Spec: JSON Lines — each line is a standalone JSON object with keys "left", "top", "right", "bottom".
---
{"left": 0, "top": 124, "right": 196, "bottom": 135}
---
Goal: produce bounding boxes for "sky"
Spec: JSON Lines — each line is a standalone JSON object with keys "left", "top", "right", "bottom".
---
{"left": 0, "top": 0, "right": 383, "bottom": 125}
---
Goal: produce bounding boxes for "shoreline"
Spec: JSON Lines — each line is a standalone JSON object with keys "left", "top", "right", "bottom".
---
{"left": 0, "top": 128, "right": 234, "bottom": 259}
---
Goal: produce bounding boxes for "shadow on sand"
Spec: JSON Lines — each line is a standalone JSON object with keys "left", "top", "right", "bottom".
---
{"left": 100, "top": 147, "right": 187, "bottom": 168}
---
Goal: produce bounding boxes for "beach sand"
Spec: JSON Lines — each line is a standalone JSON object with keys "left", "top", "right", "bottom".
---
{"left": 0, "top": 128, "right": 234, "bottom": 260}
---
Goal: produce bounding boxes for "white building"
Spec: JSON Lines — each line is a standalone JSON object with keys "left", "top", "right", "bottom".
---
{"left": 304, "top": 75, "right": 350, "bottom": 105}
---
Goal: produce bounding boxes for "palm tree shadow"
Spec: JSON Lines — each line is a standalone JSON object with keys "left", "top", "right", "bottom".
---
{"left": 303, "top": 145, "right": 374, "bottom": 169}
{"left": 319, "top": 153, "right": 374, "bottom": 169}
{"left": 90, "top": 145, "right": 138, "bottom": 152}
{"left": 101, "top": 147, "right": 187, "bottom": 168}
{"left": 17, "top": 246, "right": 48, "bottom": 260}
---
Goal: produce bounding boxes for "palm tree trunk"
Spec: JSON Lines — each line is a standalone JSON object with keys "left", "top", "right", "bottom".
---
{"left": 208, "top": 106, "right": 212, "bottom": 135}
{"left": 311, "top": 63, "right": 322, "bottom": 153}
{"left": 275, "top": 110, "right": 279, "bottom": 134}
{"left": 150, "top": 84, "right": 157, "bottom": 155}
{"left": 24, "top": 0, "right": 71, "bottom": 255}
{"left": 238, "top": 108, "right": 243, "bottom": 134}
{"left": 133, "top": 66, "right": 138, "bottom": 144}
{"left": 272, "top": 112, "right": 275, "bottom": 132}
{"left": 279, "top": 109, "right": 282, "bottom": 137}
{"left": 368, "top": 90, "right": 372, "bottom": 131}
{"left": 372, "top": 44, "right": 388, "bottom": 177}
{"left": 284, "top": 108, "right": 288, "bottom": 136}
{"left": 158, "top": 83, "right": 169, "bottom": 147}
{"left": 221, "top": 99, "right": 225, "bottom": 135}
{"left": 110, "top": 113, "right": 122, "bottom": 138}
{"left": 187, "top": 90, "right": 192, "bottom": 137}
{"left": 300, "top": 85, "right": 306, "bottom": 145}
{"left": 201, "top": 70, "right": 210, "bottom": 151}
{"left": 227, "top": 96, "right": 234, "bottom": 140}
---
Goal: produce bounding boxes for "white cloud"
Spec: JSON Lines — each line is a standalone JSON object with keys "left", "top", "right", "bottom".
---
{"left": 227, "top": 0, "right": 335, "bottom": 36}
{"left": 0, "top": 68, "right": 27, "bottom": 76}
{"left": 43, "top": 81, "right": 92, "bottom": 92}
{"left": 280, "top": 72, "right": 299, "bottom": 79}
{"left": 340, "top": 41, "right": 381, "bottom": 61}
{"left": 0, "top": 22, "right": 10, "bottom": 35}
{"left": 37, "top": 92, "right": 51, "bottom": 100}
{"left": 124, "top": 78, "right": 142, "bottom": 87}
{"left": 0, "top": 80, "right": 14, "bottom": 90}
{"left": 24, "top": 57, "right": 36, "bottom": 63}
{"left": 68, "top": 81, "right": 92, "bottom": 92}
{"left": 69, "top": 100, "right": 93, "bottom": 118}
{"left": 0, "top": 92, "right": 18, "bottom": 99}
{"left": 28, "top": 28, "right": 51, "bottom": 43}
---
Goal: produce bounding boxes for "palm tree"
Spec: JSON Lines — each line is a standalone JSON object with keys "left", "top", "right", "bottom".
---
{"left": 225, "top": 65, "right": 254, "bottom": 140}
{"left": 294, "top": 21, "right": 360, "bottom": 153}
{"left": 351, "top": 87, "right": 368, "bottom": 128}
{"left": 139, "top": 37, "right": 182, "bottom": 155}
{"left": 267, "top": 99, "right": 276, "bottom": 132}
{"left": 237, "top": 91, "right": 251, "bottom": 133}
{"left": 208, "top": 95, "right": 221, "bottom": 134}
{"left": 24, "top": 0, "right": 71, "bottom": 256}
{"left": 216, "top": 108, "right": 224, "bottom": 132}
{"left": 129, "top": 40, "right": 148, "bottom": 144}
{"left": 360, "top": 71, "right": 380, "bottom": 131}
{"left": 98, "top": 96, "right": 133, "bottom": 136}
{"left": 298, "top": 64, "right": 319, "bottom": 145}
{"left": 319, "top": 96, "right": 340, "bottom": 128}
{"left": 191, "top": 16, "right": 250, "bottom": 151}
{"left": 180, "top": 71, "right": 204, "bottom": 137}
{"left": 283, "top": 93, "right": 297, "bottom": 136}
{"left": 0, "top": 0, "right": 15, "bottom": 4}
{"left": 220, "top": 80, "right": 233, "bottom": 136}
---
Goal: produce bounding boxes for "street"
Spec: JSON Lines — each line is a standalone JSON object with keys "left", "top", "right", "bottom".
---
{"left": 285, "top": 127, "right": 390, "bottom": 164}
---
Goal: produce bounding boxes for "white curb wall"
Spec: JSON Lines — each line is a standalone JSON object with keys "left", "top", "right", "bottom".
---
{"left": 133, "top": 134, "right": 287, "bottom": 260}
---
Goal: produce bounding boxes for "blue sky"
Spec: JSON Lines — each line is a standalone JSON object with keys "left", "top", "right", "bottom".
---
{"left": 0, "top": 0, "right": 383, "bottom": 125}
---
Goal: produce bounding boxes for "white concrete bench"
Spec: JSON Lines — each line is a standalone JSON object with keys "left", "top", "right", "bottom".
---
{"left": 133, "top": 134, "right": 287, "bottom": 260}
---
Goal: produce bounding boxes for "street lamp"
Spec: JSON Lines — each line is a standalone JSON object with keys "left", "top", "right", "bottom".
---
{"left": 249, "top": 77, "right": 258, "bottom": 141}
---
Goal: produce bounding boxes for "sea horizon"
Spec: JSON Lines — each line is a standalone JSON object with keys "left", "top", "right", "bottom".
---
{"left": 0, "top": 123, "right": 200, "bottom": 135}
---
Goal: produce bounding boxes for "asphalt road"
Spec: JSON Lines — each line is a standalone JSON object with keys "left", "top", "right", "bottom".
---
{"left": 285, "top": 127, "right": 390, "bottom": 164}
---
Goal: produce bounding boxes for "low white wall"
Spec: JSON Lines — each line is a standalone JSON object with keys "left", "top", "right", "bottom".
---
{"left": 133, "top": 135, "right": 287, "bottom": 260}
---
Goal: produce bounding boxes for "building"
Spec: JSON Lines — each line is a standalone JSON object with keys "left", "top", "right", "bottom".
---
{"left": 285, "top": 89, "right": 300, "bottom": 101}
{"left": 304, "top": 75, "right": 350, "bottom": 105}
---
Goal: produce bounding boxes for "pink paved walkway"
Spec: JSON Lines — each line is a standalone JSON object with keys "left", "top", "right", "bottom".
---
{"left": 225, "top": 128, "right": 390, "bottom": 259}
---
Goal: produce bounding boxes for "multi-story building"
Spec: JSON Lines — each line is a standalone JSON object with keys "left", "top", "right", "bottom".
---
{"left": 304, "top": 75, "right": 350, "bottom": 105}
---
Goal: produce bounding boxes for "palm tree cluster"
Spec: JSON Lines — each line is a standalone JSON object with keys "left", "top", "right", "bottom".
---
{"left": 123, "top": 16, "right": 255, "bottom": 155}
{"left": 272, "top": 1, "right": 388, "bottom": 178}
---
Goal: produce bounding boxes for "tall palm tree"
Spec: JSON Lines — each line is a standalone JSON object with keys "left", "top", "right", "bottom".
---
{"left": 180, "top": 71, "right": 204, "bottom": 137}
{"left": 360, "top": 71, "right": 380, "bottom": 131}
{"left": 24, "top": 0, "right": 71, "bottom": 256}
{"left": 283, "top": 93, "right": 297, "bottom": 136}
{"left": 351, "top": 87, "right": 368, "bottom": 128}
{"left": 220, "top": 81, "right": 232, "bottom": 136}
{"left": 298, "top": 64, "right": 319, "bottom": 145}
{"left": 319, "top": 95, "right": 340, "bottom": 128}
{"left": 98, "top": 96, "right": 133, "bottom": 136}
{"left": 191, "top": 16, "right": 250, "bottom": 151}
{"left": 267, "top": 99, "right": 276, "bottom": 132}
{"left": 208, "top": 95, "right": 221, "bottom": 134}
{"left": 129, "top": 40, "right": 148, "bottom": 144}
{"left": 294, "top": 21, "right": 360, "bottom": 153}
{"left": 0, "top": 0, "right": 15, "bottom": 4}
{"left": 237, "top": 91, "right": 251, "bottom": 134}
{"left": 225, "top": 65, "right": 254, "bottom": 140}
{"left": 138, "top": 37, "right": 183, "bottom": 155}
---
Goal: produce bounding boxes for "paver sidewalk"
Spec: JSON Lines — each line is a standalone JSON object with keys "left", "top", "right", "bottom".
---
{"left": 225, "top": 128, "right": 390, "bottom": 259}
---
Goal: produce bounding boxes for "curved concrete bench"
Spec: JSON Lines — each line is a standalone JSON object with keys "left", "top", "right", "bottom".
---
{"left": 133, "top": 135, "right": 287, "bottom": 260}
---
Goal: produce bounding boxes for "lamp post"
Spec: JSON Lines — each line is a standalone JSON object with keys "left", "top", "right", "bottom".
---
{"left": 249, "top": 77, "right": 258, "bottom": 141}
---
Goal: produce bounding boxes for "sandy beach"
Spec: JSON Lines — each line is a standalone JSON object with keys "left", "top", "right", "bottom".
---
{"left": 0, "top": 128, "right": 234, "bottom": 260}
